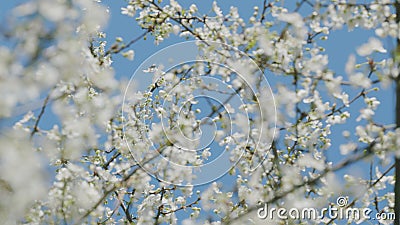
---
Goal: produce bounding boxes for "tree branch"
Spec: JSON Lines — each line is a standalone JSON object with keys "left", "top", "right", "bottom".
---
{"left": 30, "top": 92, "right": 51, "bottom": 138}
{"left": 227, "top": 142, "right": 377, "bottom": 224}
{"left": 104, "top": 30, "right": 150, "bottom": 57}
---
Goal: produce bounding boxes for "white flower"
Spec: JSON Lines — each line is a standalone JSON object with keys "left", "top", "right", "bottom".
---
{"left": 349, "top": 72, "right": 371, "bottom": 88}
{"left": 356, "top": 37, "right": 387, "bottom": 56}
{"left": 257, "top": 33, "right": 274, "bottom": 56}
{"left": 212, "top": 2, "right": 223, "bottom": 17}
{"left": 333, "top": 92, "right": 349, "bottom": 107}
{"left": 143, "top": 64, "right": 158, "bottom": 73}
{"left": 189, "top": 4, "right": 198, "bottom": 13}
{"left": 122, "top": 50, "right": 135, "bottom": 60}
{"left": 326, "top": 111, "right": 349, "bottom": 124}
{"left": 38, "top": 0, "right": 67, "bottom": 22}
{"left": 121, "top": 5, "right": 136, "bottom": 17}
{"left": 164, "top": 72, "right": 175, "bottom": 82}
{"left": 278, "top": 12, "right": 307, "bottom": 39}
{"left": 173, "top": 25, "right": 180, "bottom": 35}
{"left": 356, "top": 108, "right": 374, "bottom": 121}
{"left": 201, "top": 148, "right": 211, "bottom": 160}
{"left": 340, "top": 142, "right": 358, "bottom": 155}
{"left": 356, "top": 126, "right": 374, "bottom": 143}
{"left": 345, "top": 54, "right": 356, "bottom": 75}
{"left": 170, "top": 0, "right": 182, "bottom": 12}
{"left": 342, "top": 130, "right": 351, "bottom": 138}
{"left": 364, "top": 97, "right": 380, "bottom": 110}
{"left": 297, "top": 154, "right": 325, "bottom": 170}
{"left": 0, "top": 132, "right": 46, "bottom": 223}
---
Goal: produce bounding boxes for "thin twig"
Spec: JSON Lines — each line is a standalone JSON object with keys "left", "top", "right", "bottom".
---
{"left": 30, "top": 92, "right": 51, "bottom": 138}
{"left": 326, "top": 163, "right": 395, "bottom": 224}
{"left": 259, "top": 0, "right": 269, "bottom": 23}
{"left": 104, "top": 30, "right": 150, "bottom": 57}
{"left": 227, "top": 142, "right": 376, "bottom": 224}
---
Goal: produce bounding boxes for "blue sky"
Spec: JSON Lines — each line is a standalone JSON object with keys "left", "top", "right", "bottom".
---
{"left": 103, "top": 0, "right": 396, "bottom": 169}
{"left": 103, "top": 1, "right": 397, "bottom": 222}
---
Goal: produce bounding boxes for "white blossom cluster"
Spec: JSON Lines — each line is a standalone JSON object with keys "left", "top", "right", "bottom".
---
{"left": 0, "top": 0, "right": 399, "bottom": 224}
